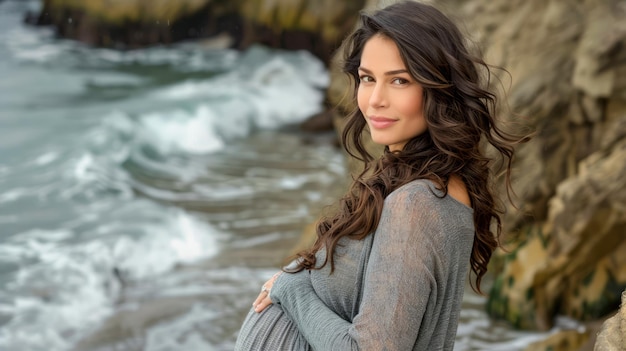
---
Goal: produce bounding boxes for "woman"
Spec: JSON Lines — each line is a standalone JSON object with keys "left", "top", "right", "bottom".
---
{"left": 235, "top": 1, "right": 523, "bottom": 350}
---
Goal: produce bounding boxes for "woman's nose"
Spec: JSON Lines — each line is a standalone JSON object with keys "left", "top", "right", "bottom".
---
{"left": 369, "top": 83, "right": 388, "bottom": 108}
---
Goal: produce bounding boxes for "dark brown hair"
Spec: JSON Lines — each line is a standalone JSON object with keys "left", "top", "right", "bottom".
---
{"left": 289, "top": 1, "right": 525, "bottom": 293}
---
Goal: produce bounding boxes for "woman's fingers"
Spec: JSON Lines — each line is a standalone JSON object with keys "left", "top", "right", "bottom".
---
{"left": 252, "top": 272, "right": 282, "bottom": 313}
{"left": 252, "top": 285, "right": 271, "bottom": 312}
{"left": 253, "top": 295, "right": 272, "bottom": 312}
{"left": 252, "top": 289, "right": 267, "bottom": 309}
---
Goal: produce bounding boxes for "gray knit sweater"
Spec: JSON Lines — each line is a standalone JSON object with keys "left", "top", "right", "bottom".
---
{"left": 235, "top": 179, "right": 475, "bottom": 350}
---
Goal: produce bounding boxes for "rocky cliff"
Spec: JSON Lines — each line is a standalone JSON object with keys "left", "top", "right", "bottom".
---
{"left": 460, "top": 0, "right": 626, "bottom": 333}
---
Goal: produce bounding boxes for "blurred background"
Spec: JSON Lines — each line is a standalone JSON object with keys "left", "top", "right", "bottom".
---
{"left": 0, "top": 0, "right": 624, "bottom": 350}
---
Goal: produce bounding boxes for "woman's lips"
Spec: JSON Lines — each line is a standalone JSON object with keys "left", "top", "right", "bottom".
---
{"left": 368, "top": 116, "right": 397, "bottom": 129}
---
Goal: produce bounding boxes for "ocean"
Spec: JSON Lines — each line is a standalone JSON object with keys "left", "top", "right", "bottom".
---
{"left": 0, "top": 1, "right": 575, "bottom": 350}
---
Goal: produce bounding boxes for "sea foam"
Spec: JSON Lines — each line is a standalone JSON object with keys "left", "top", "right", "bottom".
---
{"left": 143, "top": 46, "right": 329, "bottom": 155}
{"left": 0, "top": 205, "right": 223, "bottom": 351}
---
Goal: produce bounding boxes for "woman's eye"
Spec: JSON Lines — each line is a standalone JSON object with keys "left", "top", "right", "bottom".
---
{"left": 391, "top": 78, "right": 409, "bottom": 85}
{"left": 359, "top": 75, "right": 374, "bottom": 83}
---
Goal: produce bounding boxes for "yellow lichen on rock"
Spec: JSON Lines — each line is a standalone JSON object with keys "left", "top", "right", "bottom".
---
{"left": 524, "top": 329, "right": 590, "bottom": 351}
{"left": 44, "top": 0, "right": 214, "bottom": 23}
{"left": 240, "top": 0, "right": 364, "bottom": 44}
{"left": 562, "top": 241, "right": 626, "bottom": 322}
{"left": 486, "top": 225, "right": 550, "bottom": 329}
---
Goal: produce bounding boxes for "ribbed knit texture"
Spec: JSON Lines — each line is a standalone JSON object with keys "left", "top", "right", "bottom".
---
{"left": 235, "top": 179, "right": 474, "bottom": 351}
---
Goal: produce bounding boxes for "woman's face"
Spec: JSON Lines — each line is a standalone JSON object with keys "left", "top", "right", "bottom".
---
{"left": 357, "top": 35, "right": 427, "bottom": 152}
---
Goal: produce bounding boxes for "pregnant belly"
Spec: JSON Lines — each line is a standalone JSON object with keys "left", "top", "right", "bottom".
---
{"left": 234, "top": 304, "right": 311, "bottom": 351}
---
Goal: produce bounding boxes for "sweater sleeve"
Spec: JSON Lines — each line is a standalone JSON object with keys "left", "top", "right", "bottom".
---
{"left": 270, "top": 183, "right": 444, "bottom": 350}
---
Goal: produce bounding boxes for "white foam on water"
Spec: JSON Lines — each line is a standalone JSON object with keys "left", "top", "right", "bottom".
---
{"left": 94, "top": 45, "right": 238, "bottom": 72}
{"left": 112, "top": 211, "right": 223, "bottom": 279}
{"left": 77, "top": 46, "right": 329, "bottom": 160}
{"left": 139, "top": 46, "right": 329, "bottom": 155}
{"left": 4, "top": 9, "right": 237, "bottom": 74}
{"left": 2, "top": 3, "right": 236, "bottom": 72}
{"left": 0, "top": 187, "right": 29, "bottom": 204}
{"left": 3, "top": 25, "right": 62, "bottom": 64}
{"left": 245, "top": 53, "right": 328, "bottom": 129}
{"left": 73, "top": 153, "right": 99, "bottom": 182}
{"left": 88, "top": 111, "right": 135, "bottom": 158}
{"left": 62, "top": 151, "right": 133, "bottom": 201}
{"left": 278, "top": 174, "right": 317, "bottom": 190}
{"left": 0, "top": 236, "right": 118, "bottom": 351}
{"left": 0, "top": 207, "right": 224, "bottom": 351}
{"left": 137, "top": 106, "right": 226, "bottom": 154}
{"left": 144, "top": 303, "right": 217, "bottom": 351}
{"left": 57, "top": 112, "right": 137, "bottom": 201}
{"left": 11, "top": 228, "right": 74, "bottom": 243}
{"left": 32, "top": 151, "right": 59, "bottom": 166}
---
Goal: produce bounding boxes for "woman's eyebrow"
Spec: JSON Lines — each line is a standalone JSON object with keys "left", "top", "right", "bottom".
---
{"left": 358, "top": 67, "right": 409, "bottom": 75}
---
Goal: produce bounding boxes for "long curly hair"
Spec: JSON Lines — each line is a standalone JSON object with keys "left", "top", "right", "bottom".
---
{"left": 289, "top": 1, "right": 525, "bottom": 293}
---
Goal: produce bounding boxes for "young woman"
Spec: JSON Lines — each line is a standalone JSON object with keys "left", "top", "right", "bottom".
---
{"left": 235, "top": 1, "right": 522, "bottom": 350}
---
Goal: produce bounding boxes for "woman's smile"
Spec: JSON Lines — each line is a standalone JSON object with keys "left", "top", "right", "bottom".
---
{"left": 368, "top": 116, "right": 398, "bottom": 129}
{"left": 357, "top": 34, "right": 427, "bottom": 152}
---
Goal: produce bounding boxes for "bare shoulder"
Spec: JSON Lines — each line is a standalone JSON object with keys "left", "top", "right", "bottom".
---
{"left": 448, "top": 174, "right": 471, "bottom": 208}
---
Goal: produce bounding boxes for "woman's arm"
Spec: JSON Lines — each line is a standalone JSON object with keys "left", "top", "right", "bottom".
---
{"left": 270, "top": 183, "right": 443, "bottom": 350}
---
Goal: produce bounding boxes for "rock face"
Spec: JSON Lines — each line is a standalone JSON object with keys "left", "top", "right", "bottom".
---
{"left": 524, "top": 329, "right": 591, "bottom": 351}
{"left": 238, "top": 0, "right": 365, "bottom": 64}
{"left": 31, "top": 0, "right": 235, "bottom": 49}
{"left": 594, "top": 290, "right": 626, "bottom": 350}
{"left": 28, "top": 0, "right": 364, "bottom": 64}
{"left": 329, "top": 0, "right": 626, "bottom": 337}
{"left": 463, "top": 0, "right": 626, "bottom": 332}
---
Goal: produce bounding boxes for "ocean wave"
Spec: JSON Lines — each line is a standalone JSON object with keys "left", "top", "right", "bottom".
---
{"left": 0, "top": 206, "right": 223, "bottom": 351}
{"left": 142, "top": 47, "right": 328, "bottom": 154}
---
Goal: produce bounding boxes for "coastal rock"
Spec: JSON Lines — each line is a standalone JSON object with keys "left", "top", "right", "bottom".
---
{"left": 238, "top": 0, "right": 365, "bottom": 63}
{"left": 486, "top": 225, "right": 549, "bottom": 329}
{"left": 594, "top": 290, "right": 626, "bottom": 351}
{"left": 31, "top": 0, "right": 235, "bottom": 49}
{"left": 469, "top": 0, "right": 626, "bottom": 332}
{"left": 487, "top": 137, "right": 626, "bottom": 330}
{"left": 28, "top": 0, "right": 363, "bottom": 63}
{"left": 524, "top": 329, "right": 591, "bottom": 351}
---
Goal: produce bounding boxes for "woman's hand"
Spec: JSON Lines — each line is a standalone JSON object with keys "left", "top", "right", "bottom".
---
{"left": 253, "top": 271, "right": 282, "bottom": 313}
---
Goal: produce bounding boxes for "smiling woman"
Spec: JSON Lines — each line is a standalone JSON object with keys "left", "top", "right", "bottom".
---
{"left": 357, "top": 34, "right": 427, "bottom": 151}
{"left": 234, "top": 1, "right": 528, "bottom": 350}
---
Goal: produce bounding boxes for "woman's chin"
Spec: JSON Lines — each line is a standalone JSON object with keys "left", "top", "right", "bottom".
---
{"left": 369, "top": 136, "right": 391, "bottom": 148}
